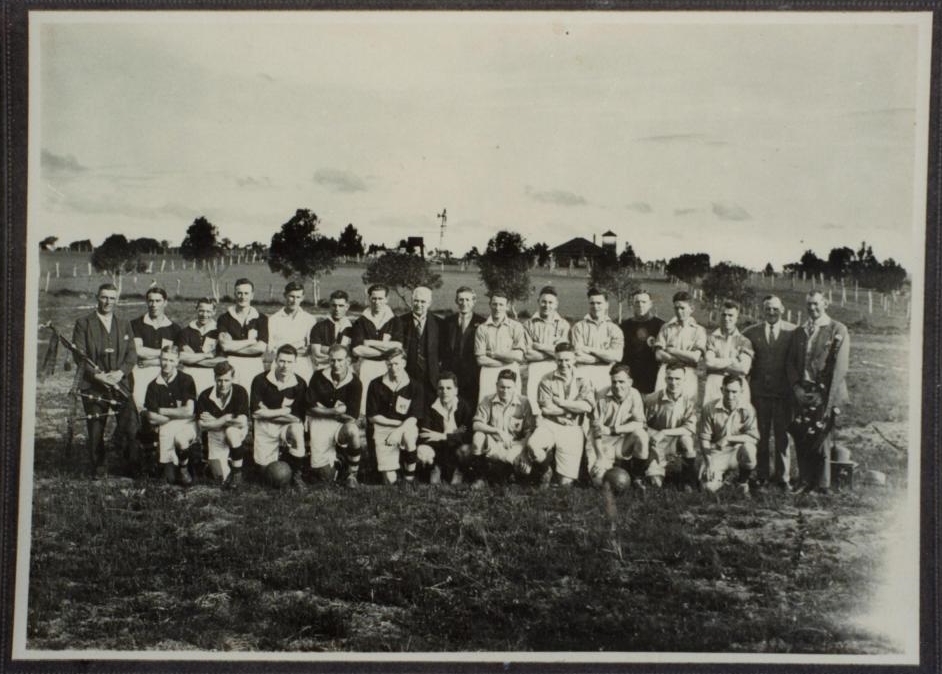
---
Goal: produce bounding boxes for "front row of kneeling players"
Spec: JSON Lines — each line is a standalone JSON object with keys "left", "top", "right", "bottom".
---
{"left": 144, "top": 336, "right": 758, "bottom": 494}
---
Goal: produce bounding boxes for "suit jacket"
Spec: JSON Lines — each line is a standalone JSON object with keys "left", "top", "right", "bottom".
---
{"left": 742, "top": 320, "right": 795, "bottom": 399}
{"left": 785, "top": 317, "right": 850, "bottom": 410}
{"left": 71, "top": 311, "right": 138, "bottom": 391}
{"left": 389, "top": 312, "right": 442, "bottom": 395}
{"left": 440, "top": 312, "right": 486, "bottom": 401}
{"left": 421, "top": 397, "right": 475, "bottom": 448}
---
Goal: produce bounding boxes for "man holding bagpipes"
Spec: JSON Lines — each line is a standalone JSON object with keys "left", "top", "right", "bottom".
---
{"left": 49, "top": 283, "right": 139, "bottom": 477}
{"left": 786, "top": 290, "right": 850, "bottom": 494}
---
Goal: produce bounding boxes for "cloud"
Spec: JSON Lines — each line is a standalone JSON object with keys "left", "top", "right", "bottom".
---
{"left": 820, "top": 222, "right": 845, "bottom": 230}
{"left": 674, "top": 207, "right": 701, "bottom": 216}
{"left": 711, "top": 202, "right": 751, "bottom": 221}
{"left": 45, "top": 189, "right": 197, "bottom": 222}
{"left": 526, "top": 186, "right": 587, "bottom": 206}
{"left": 635, "top": 133, "right": 708, "bottom": 144}
{"left": 661, "top": 230, "right": 684, "bottom": 239}
{"left": 626, "top": 202, "right": 652, "bottom": 213}
{"left": 41, "top": 149, "right": 87, "bottom": 173}
{"left": 313, "top": 168, "right": 368, "bottom": 193}
{"left": 236, "top": 175, "right": 272, "bottom": 188}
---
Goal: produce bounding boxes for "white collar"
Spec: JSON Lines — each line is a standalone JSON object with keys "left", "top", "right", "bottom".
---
{"left": 188, "top": 319, "right": 217, "bottom": 334}
{"left": 228, "top": 305, "right": 260, "bottom": 323}
{"left": 711, "top": 327, "right": 741, "bottom": 338}
{"left": 142, "top": 313, "right": 173, "bottom": 329}
{"left": 582, "top": 314, "right": 610, "bottom": 325}
{"left": 266, "top": 369, "right": 300, "bottom": 390}
{"left": 431, "top": 397, "right": 459, "bottom": 417}
{"left": 155, "top": 371, "right": 178, "bottom": 387}
{"left": 531, "top": 313, "right": 559, "bottom": 324}
{"left": 277, "top": 307, "right": 309, "bottom": 320}
{"left": 662, "top": 389, "right": 686, "bottom": 404}
{"left": 327, "top": 316, "right": 353, "bottom": 329}
{"left": 484, "top": 315, "right": 511, "bottom": 327}
{"left": 320, "top": 367, "right": 354, "bottom": 389}
{"left": 490, "top": 393, "right": 522, "bottom": 408}
{"left": 209, "top": 386, "right": 233, "bottom": 410}
{"left": 362, "top": 306, "right": 394, "bottom": 329}
{"left": 381, "top": 372, "right": 411, "bottom": 391}
{"left": 666, "top": 316, "right": 697, "bottom": 328}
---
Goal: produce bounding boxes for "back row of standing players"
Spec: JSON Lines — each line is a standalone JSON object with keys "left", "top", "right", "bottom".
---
{"left": 72, "top": 277, "right": 849, "bottom": 493}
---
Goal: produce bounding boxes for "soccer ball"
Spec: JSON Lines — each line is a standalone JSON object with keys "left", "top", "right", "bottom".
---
{"left": 602, "top": 467, "right": 631, "bottom": 494}
{"left": 265, "top": 460, "right": 293, "bottom": 489}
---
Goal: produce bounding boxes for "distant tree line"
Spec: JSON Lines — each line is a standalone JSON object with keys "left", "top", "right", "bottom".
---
{"left": 784, "top": 242, "right": 907, "bottom": 294}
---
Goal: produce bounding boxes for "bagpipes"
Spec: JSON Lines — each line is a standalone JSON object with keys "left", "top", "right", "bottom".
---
{"left": 40, "top": 322, "right": 132, "bottom": 402}
{"left": 788, "top": 331, "right": 844, "bottom": 457}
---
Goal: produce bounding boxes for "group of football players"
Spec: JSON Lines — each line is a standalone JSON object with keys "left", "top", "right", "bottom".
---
{"left": 70, "top": 276, "right": 849, "bottom": 494}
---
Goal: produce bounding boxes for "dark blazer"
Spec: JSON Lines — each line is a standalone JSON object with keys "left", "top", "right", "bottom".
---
{"left": 421, "top": 397, "right": 475, "bottom": 448}
{"left": 742, "top": 320, "right": 795, "bottom": 400}
{"left": 785, "top": 318, "right": 850, "bottom": 410}
{"left": 440, "top": 312, "right": 486, "bottom": 402}
{"left": 71, "top": 311, "right": 137, "bottom": 391}
{"left": 389, "top": 312, "right": 442, "bottom": 395}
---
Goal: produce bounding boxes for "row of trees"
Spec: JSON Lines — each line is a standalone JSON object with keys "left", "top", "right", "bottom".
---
{"left": 784, "top": 243, "right": 908, "bottom": 294}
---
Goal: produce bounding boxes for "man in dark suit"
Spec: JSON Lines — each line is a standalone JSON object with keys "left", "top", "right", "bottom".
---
{"left": 388, "top": 286, "right": 441, "bottom": 408}
{"left": 439, "top": 286, "right": 486, "bottom": 406}
{"left": 742, "top": 295, "right": 796, "bottom": 489}
{"left": 71, "top": 283, "right": 138, "bottom": 476}
{"left": 786, "top": 291, "right": 850, "bottom": 493}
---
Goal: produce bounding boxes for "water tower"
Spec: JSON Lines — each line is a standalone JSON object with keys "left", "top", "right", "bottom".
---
{"left": 601, "top": 230, "right": 617, "bottom": 253}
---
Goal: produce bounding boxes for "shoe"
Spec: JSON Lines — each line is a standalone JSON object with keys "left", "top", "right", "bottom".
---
{"left": 538, "top": 470, "right": 553, "bottom": 490}
{"left": 178, "top": 466, "right": 193, "bottom": 487}
{"left": 682, "top": 484, "right": 695, "bottom": 494}
{"left": 470, "top": 478, "right": 487, "bottom": 491}
{"left": 290, "top": 472, "right": 307, "bottom": 491}
{"left": 429, "top": 465, "right": 442, "bottom": 485}
{"left": 163, "top": 463, "right": 176, "bottom": 485}
{"left": 647, "top": 475, "right": 663, "bottom": 489}
{"left": 223, "top": 469, "right": 242, "bottom": 491}
{"left": 737, "top": 482, "right": 750, "bottom": 496}
{"left": 450, "top": 469, "right": 464, "bottom": 486}
{"left": 631, "top": 478, "right": 647, "bottom": 492}
{"left": 344, "top": 474, "right": 359, "bottom": 489}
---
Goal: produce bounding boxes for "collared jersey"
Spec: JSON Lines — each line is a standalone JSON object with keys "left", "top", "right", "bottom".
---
{"left": 473, "top": 393, "right": 536, "bottom": 439}
{"left": 706, "top": 328, "right": 754, "bottom": 370}
{"left": 176, "top": 320, "right": 219, "bottom": 355}
{"left": 309, "top": 317, "right": 353, "bottom": 348}
{"left": 217, "top": 307, "right": 269, "bottom": 354}
{"left": 473, "top": 316, "right": 527, "bottom": 358}
{"left": 196, "top": 383, "right": 250, "bottom": 420}
{"left": 267, "top": 307, "right": 316, "bottom": 351}
{"left": 537, "top": 371, "right": 595, "bottom": 425}
{"left": 366, "top": 375, "right": 423, "bottom": 421}
{"left": 655, "top": 317, "right": 707, "bottom": 357}
{"left": 305, "top": 368, "right": 362, "bottom": 416}
{"left": 698, "top": 399, "right": 760, "bottom": 445}
{"left": 350, "top": 308, "right": 395, "bottom": 352}
{"left": 620, "top": 314, "right": 665, "bottom": 393}
{"left": 250, "top": 370, "right": 306, "bottom": 418}
{"left": 523, "top": 314, "right": 571, "bottom": 351}
{"left": 571, "top": 315, "right": 625, "bottom": 357}
{"left": 642, "top": 389, "right": 697, "bottom": 434}
{"left": 594, "top": 387, "right": 646, "bottom": 429}
{"left": 131, "top": 314, "right": 181, "bottom": 351}
{"left": 144, "top": 370, "right": 197, "bottom": 414}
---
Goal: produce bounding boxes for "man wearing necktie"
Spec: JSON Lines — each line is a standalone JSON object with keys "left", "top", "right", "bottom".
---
{"left": 742, "top": 295, "right": 796, "bottom": 489}
{"left": 440, "top": 286, "right": 485, "bottom": 406}
{"left": 389, "top": 286, "right": 441, "bottom": 408}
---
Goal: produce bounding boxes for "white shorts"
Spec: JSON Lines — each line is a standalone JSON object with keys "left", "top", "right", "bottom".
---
{"left": 525, "top": 361, "right": 555, "bottom": 414}
{"left": 481, "top": 436, "right": 527, "bottom": 465}
{"left": 703, "top": 375, "right": 750, "bottom": 409}
{"left": 372, "top": 424, "right": 417, "bottom": 473}
{"left": 576, "top": 364, "right": 612, "bottom": 395}
{"left": 206, "top": 425, "right": 248, "bottom": 462}
{"left": 157, "top": 419, "right": 199, "bottom": 464}
{"left": 229, "top": 356, "right": 265, "bottom": 392}
{"left": 655, "top": 364, "right": 699, "bottom": 402}
{"left": 253, "top": 419, "right": 304, "bottom": 467}
{"left": 587, "top": 431, "right": 648, "bottom": 476}
{"left": 647, "top": 432, "right": 697, "bottom": 477}
{"left": 529, "top": 420, "right": 585, "bottom": 481}
{"left": 306, "top": 416, "right": 344, "bottom": 469}
{"left": 478, "top": 362, "right": 520, "bottom": 403}
{"left": 132, "top": 365, "right": 160, "bottom": 412}
{"left": 181, "top": 366, "right": 217, "bottom": 399}
{"left": 702, "top": 442, "right": 757, "bottom": 489}
{"left": 357, "top": 358, "right": 387, "bottom": 416}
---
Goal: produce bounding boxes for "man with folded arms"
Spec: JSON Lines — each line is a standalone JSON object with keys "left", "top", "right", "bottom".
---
{"left": 643, "top": 362, "right": 699, "bottom": 489}
{"left": 522, "top": 285, "right": 571, "bottom": 408}
{"left": 470, "top": 369, "right": 537, "bottom": 488}
{"left": 143, "top": 345, "right": 199, "bottom": 486}
{"left": 654, "top": 291, "right": 706, "bottom": 402}
{"left": 474, "top": 290, "right": 527, "bottom": 403}
{"left": 218, "top": 278, "right": 268, "bottom": 390}
{"left": 177, "top": 297, "right": 228, "bottom": 397}
{"left": 196, "top": 361, "right": 249, "bottom": 490}
{"left": 570, "top": 288, "right": 625, "bottom": 393}
{"left": 350, "top": 283, "right": 399, "bottom": 415}
{"left": 268, "top": 281, "right": 317, "bottom": 383}
{"left": 309, "top": 289, "right": 354, "bottom": 372}
{"left": 366, "top": 348, "right": 423, "bottom": 485}
{"left": 703, "top": 300, "right": 754, "bottom": 406}
{"left": 250, "top": 344, "right": 307, "bottom": 487}
{"left": 130, "top": 287, "right": 181, "bottom": 411}
{"left": 587, "top": 364, "right": 649, "bottom": 490}
{"left": 619, "top": 289, "right": 664, "bottom": 395}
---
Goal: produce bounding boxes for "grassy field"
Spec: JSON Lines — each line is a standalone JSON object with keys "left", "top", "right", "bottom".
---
{"left": 22, "top": 269, "right": 916, "bottom": 655}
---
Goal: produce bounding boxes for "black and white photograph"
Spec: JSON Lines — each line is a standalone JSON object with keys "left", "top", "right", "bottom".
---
{"left": 6, "top": 6, "right": 936, "bottom": 668}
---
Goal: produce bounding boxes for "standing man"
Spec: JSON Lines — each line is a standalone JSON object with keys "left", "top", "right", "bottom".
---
{"left": 786, "top": 291, "right": 850, "bottom": 493}
{"left": 654, "top": 291, "right": 707, "bottom": 401}
{"left": 250, "top": 344, "right": 307, "bottom": 486}
{"left": 469, "top": 369, "right": 537, "bottom": 488}
{"left": 268, "top": 281, "right": 317, "bottom": 383}
{"left": 440, "top": 286, "right": 486, "bottom": 406}
{"left": 742, "top": 295, "right": 796, "bottom": 489}
{"left": 304, "top": 344, "right": 365, "bottom": 487}
{"left": 570, "top": 288, "right": 625, "bottom": 393}
{"left": 71, "top": 283, "right": 138, "bottom": 477}
{"left": 177, "top": 297, "right": 227, "bottom": 397}
{"left": 703, "top": 300, "right": 754, "bottom": 406}
{"left": 366, "top": 348, "right": 422, "bottom": 485}
{"left": 418, "top": 371, "right": 476, "bottom": 485}
{"left": 522, "top": 285, "right": 571, "bottom": 407}
{"left": 644, "top": 362, "right": 699, "bottom": 489}
{"left": 218, "top": 278, "right": 268, "bottom": 391}
{"left": 130, "top": 287, "right": 181, "bottom": 412}
{"left": 587, "top": 364, "right": 649, "bottom": 489}
{"left": 525, "top": 342, "right": 595, "bottom": 487}
{"left": 309, "top": 290, "right": 354, "bottom": 371}
{"left": 196, "top": 361, "right": 250, "bottom": 490}
{"left": 698, "top": 374, "right": 760, "bottom": 494}
{"left": 619, "top": 289, "right": 664, "bottom": 394}
{"left": 474, "top": 291, "right": 527, "bottom": 403}
{"left": 388, "top": 286, "right": 441, "bottom": 407}
{"left": 143, "top": 345, "right": 200, "bottom": 486}
{"left": 351, "top": 284, "right": 399, "bottom": 415}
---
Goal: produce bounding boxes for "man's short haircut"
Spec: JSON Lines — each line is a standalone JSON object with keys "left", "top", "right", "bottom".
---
{"left": 763, "top": 294, "right": 784, "bottom": 309}
{"left": 497, "top": 369, "right": 517, "bottom": 383}
{"left": 722, "top": 373, "right": 744, "bottom": 389}
{"left": 234, "top": 278, "right": 254, "bottom": 291}
{"left": 721, "top": 300, "right": 741, "bottom": 312}
{"left": 806, "top": 290, "right": 826, "bottom": 301}
{"left": 489, "top": 289, "right": 509, "bottom": 301}
{"left": 609, "top": 363, "right": 632, "bottom": 378}
{"left": 554, "top": 341, "right": 575, "bottom": 355}
{"left": 276, "top": 344, "right": 298, "bottom": 358}
{"left": 160, "top": 344, "right": 181, "bottom": 357}
{"left": 665, "top": 361, "right": 687, "bottom": 374}
{"left": 196, "top": 296, "right": 217, "bottom": 308}
{"left": 587, "top": 287, "right": 607, "bottom": 299}
{"left": 631, "top": 288, "right": 651, "bottom": 299}
{"left": 329, "top": 290, "right": 349, "bottom": 302}
{"left": 367, "top": 284, "right": 389, "bottom": 296}
{"left": 327, "top": 343, "right": 350, "bottom": 358}
{"left": 213, "top": 361, "right": 235, "bottom": 378}
{"left": 672, "top": 291, "right": 692, "bottom": 304}
{"left": 284, "top": 281, "right": 304, "bottom": 294}
{"left": 538, "top": 285, "right": 558, "bottom": 298}
{"left": 146, "top": 287, "right": 168, "bottom": 301}
{"left": 455, "top": 286, "right": 475, "bottom": 298}
{"left": 438, "top": 371, "right": 459, "bottom": 386}
{"left": 384, "top": 347, "right": 406, "bottom": 362}
{"left": 97, "top": 283, "right": 118, "bottom": 295}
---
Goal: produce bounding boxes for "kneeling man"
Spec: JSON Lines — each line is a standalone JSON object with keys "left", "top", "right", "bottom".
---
{"left": 588, "top": 364, "right": 649, "bottom": 489}
{"left": 366, "top": 348, "right": 422, "bottom": 485}
{"left": 698, "top": 373, "right": 759, "bottom": 494}
{"left": 304, "top": 344, "right": 365, "bottom": 487}
{"left": 470, "top": 369, "right": 536, "bottom": 488}
{"left": 643, "top": 362, "right": 698, "bottom": 489}
{"left": 196, "top": 361, "right": 250, "bottom": 489}
{"left": 250, "top": 344, "right": 307, "bottom": 485}
{"left": 144, "top": 345, "right": 199, "bottom": 486}
{"left": 525, "top": 342, "right": 594, "bottom": 487}
{"left": 417, "top": 372, "right": 475, "bottom": 485}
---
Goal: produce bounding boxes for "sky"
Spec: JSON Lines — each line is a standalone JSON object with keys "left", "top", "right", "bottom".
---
{"left": 31, "top": 11, "right": 931, "bottom": 270}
